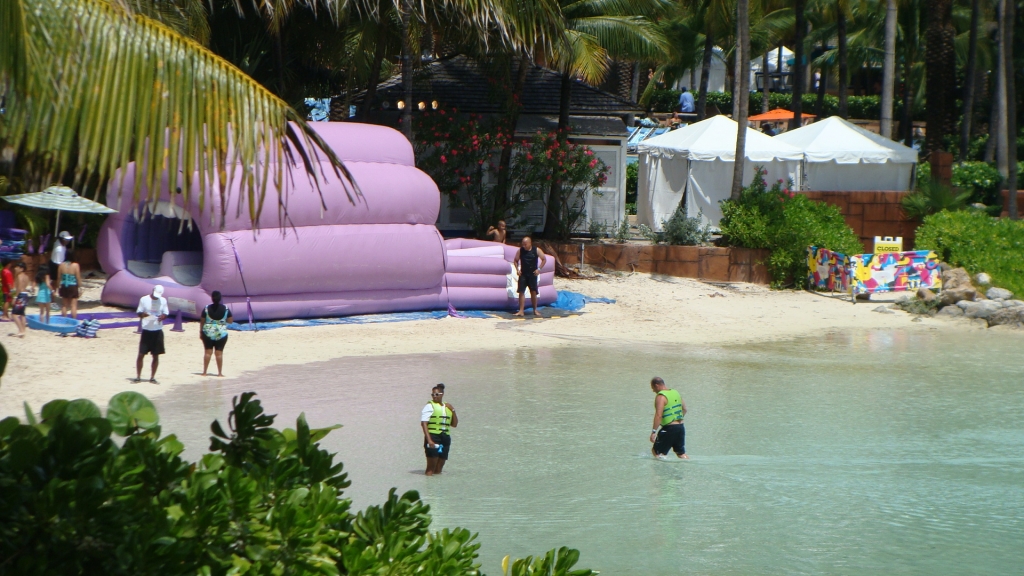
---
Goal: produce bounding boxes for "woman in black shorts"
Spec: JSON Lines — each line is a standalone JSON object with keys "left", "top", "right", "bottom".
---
{"left": 200, "top": 291, "right": 233, "bottom": 376}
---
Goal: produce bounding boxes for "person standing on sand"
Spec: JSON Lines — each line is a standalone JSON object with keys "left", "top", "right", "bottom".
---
{"left": 9, "top": 263, "right": 30, "bottom": 337}
{"left": 200, "top": 291, "right": 233, "bottom": 376}
{"left": 57, "top": 252, "right": 82, "bottom": 319}
{"left": 649, "top": 376, "right": 688, "bottom": 460}
{"left": 513, "top": 236, "right": 547, "bottom": 317}
{"left": 34, "top": 270, "right": 52, "bottom": 324}
{"left": 136, "top": 285, "right": 169, "bottom": 383}
{"left": 486, "top": 220, "right": 507, "bottom": 244}
{"left": 1, "top": 260, "right": 14, "bottom": 321}
{"left": 421, "top": 383, "right": 458, "bottom": 476}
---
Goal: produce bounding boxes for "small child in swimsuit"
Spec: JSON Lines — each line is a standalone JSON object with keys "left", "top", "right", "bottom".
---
{"left": 35, "top": 270, "right": 51, "bottom": 324}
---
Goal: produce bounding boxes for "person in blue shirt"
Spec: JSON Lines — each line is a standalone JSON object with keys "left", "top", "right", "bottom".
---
{"left": 678, "top": 87, "right": 695, "bottom": 113}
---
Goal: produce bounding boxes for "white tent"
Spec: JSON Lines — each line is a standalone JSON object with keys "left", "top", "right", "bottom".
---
{"left": 636, "top": 115, "right": 803, "bottom": 231}
{"left": 774, "top": 116, "right": 918, "bottom": 191}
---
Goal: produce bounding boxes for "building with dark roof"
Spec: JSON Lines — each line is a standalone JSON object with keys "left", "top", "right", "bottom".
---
{"left": 334, "top": 56, "right": 639, "bottom": 233}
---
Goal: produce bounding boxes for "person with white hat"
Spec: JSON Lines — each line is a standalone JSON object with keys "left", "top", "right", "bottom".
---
{"left": 135, "top": 285, "right": 169, "bottom": 383}
{"left": 49, "top": 231, "right": 73, "bottom": 295}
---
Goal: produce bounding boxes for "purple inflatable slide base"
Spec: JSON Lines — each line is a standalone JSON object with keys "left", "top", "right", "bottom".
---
{"left": 98, "top": 122, "right": 554, "bottom": 321}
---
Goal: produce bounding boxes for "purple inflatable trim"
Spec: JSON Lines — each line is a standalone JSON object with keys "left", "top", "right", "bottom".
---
{"left": 98, "top": 122, "right": 554, "bottom": 320}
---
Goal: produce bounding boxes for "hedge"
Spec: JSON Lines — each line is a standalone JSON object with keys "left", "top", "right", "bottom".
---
{"left": 645, "top": 90, "right": 924, "bottom": 121}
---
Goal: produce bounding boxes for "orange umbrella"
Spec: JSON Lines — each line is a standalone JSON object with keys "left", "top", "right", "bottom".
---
{"left": 748, "top": 108, "right": 816, "bottom": 122}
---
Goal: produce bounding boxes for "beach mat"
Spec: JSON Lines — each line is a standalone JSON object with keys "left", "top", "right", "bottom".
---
{"left": 225, "top": 291, "right": 614, "bottom": 332}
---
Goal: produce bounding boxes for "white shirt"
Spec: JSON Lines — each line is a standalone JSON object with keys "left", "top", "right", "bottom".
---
{"left": 137, "top": 295, "right": 169, "bottom": 331}
{"left": 421, "top": 403, "right": 436, "bottom": 422}
{"left": 51, "top": 242, "right": 66, "bottom": 265}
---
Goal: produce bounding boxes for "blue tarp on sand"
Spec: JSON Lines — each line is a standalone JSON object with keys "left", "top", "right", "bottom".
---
{"left": 228, "top": 291, "right": 614, "bottom": 331}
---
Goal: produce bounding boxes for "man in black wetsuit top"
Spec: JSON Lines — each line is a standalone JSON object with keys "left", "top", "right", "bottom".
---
{"left": 513, "top": 236, "right": 547, "bottom": 317}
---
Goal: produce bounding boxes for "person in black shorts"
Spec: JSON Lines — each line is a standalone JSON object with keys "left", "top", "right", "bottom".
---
{"left": 200, "top": 291, "right": 233, "bottom": 376}
{"left": 649, "top": 376, "right": 689, "bottom": 460}
{"left": 513, "top": 236, "right": 547, "bottom": 317}
{"left": 135, "top": 285, "right": 169, "bottom": 383}
{"left": 420, "top": 384, "right": 458, "bottom": 476}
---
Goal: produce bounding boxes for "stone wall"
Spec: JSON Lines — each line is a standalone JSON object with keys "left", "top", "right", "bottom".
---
{"left": 798, "top": 190, "right": 918, "bottom": 252}
{"left": 541, "top": 241, "right": 771, "bottom": 284}
{"left": 1000, "top": 190, "right": 1024, "bottom": 218}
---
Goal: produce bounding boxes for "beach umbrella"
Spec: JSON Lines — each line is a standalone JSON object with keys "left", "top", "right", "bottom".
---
{"left": 3, "top": 185, "right": 116, "bottom": 238}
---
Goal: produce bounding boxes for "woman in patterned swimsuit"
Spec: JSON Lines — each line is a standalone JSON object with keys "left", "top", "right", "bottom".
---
{"left": 200, "top": 290, "right": 233, "bottom": 376}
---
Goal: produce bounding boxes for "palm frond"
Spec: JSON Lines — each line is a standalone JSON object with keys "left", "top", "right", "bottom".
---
{"left": 1, "top": 0, "right": 359, "bottom": 225}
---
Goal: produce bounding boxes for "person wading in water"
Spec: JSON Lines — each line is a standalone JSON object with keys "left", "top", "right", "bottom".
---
{"left": 649, "top": 376, "right": 688, "bottom": 460}
{"left": 420, "top": 384, "right": 458, "bottom": 476}
{"left": 513, "top": 236, "right": 547, "bottom": 317}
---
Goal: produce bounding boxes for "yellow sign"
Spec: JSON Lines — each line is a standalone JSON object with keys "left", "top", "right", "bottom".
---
{"left": 874, "top": 236, "right": 903, "bottom": 253}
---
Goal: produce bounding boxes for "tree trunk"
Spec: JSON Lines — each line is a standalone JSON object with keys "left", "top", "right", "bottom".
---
{"left": 1003, "top": 0, "right": 1018, "bottom": 219}
{"left": 814, "top": 44, "right": 827, "bottom": 117}
{"left": 776, "top": 45, "right": 783, "bottom": 92}
{"left": 731, "top": 0, "right": 751, "bottom": 200}
{"left": 790, "top": 0, "right": 806, "bottom": 129}
{"left": 958, "top": 0, "right": 981, "bottom": 160}
{"left": 902, "top": 52, "right": 914, "bottom": 147}
{"left": 924, "top": 0, "right": 955, "bottom": 154}
{"left": 995, "top": 10, "right": 1009, "bottom": 176}
{"left": 732, "top": 49, "right": 740, "bottom": 119}
{"left": 400, "top": 0, "right": 414, "bottom": 140}
{"left": 697, "top": 33, "right": 714, "bottom": 120}
{"left": 690, "top": 67, "right": 697, "bottom": 95}
{"left": 494, "top": 54, "right": 531, "bottom": 206}
{"left": 543, "top": 71, "right": 573, "bottom": 239}
{"left": 762, "top": 50, "right": 771, "bottom": 113}
{"left": 837, "top": 6, "right": 849, "bottom": 119}
{"left": 358, "top": 33, "right": 387, "bottom": 121}
{"left": 880, "top": 0, "right": 897, "bottom": 138}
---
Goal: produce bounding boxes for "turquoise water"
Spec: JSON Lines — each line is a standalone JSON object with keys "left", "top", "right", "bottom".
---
{"left": 157, "top": 329, "right": 1024, "bottom": 574}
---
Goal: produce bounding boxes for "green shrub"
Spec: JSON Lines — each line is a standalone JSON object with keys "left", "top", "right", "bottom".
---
{"left": 719, "top": 168, "right": 863, "bottom": 288}
{"left": 662, "top": 206, "right": 712, "bottom": 245}
{"left": 952, "top": 162, "right": 1002, "bottom": 205}
{"left": 626, "top": 161, "right": 638, "bottom": 205}
{"left": 915, "top": 210, "right": 1024, "bottom": 296}
{"left": 0, "top": 391, "right": 595, "bottom": 576}
{"left": 901, "top": 181, "right": 972, "bottom": 220}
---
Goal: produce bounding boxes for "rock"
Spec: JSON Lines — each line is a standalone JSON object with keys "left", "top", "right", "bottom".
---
{"left": 986, "top": 287, "right": 1014, "bottom": 300}
{"left": 911, "top": 317, "right": 922, "bottom": 322}
{"left": 940, "top": 287, "right": 977, "bottom": 306}
{"left": 896, "top": 294, "right": 914, "bottom": 303}
{"left": 1007, "top": 300, "right": 1024, "bottom": 308}
{"left": 974, "top": 272, "right": 992, "bottom": 286}
{"left": 986, "top": 307, "right": 1024, "bottom": 327}
{"left": 916, "top": 287, "right": 937, "bottom": 302}
{"left": 971, "top": 318, "right": 989, "bottom": 328}
{"left": 961, "top": 300, "right": 1003, "bottom": 319}
{"left": 873, "top": 306, "right": 895, "bottom": 314}
{"left": 956, "top": 300, "right": 972, "bottom": 310}
{"left": 937, "top": 306, "right": 964, "bottom": 317}
{"left": 942, "top": 267, "right": 974, "bottom": 291}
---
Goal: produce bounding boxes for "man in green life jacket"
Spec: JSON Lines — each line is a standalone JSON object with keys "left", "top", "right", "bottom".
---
{"left": 420, "top": 384, "right": 458, "bottom": 476}
{"left": 649, "top": 376, "right": 688, "bottom": 460}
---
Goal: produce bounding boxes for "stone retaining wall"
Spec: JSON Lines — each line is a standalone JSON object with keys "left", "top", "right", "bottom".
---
{"left": 541, "top": 242, "right": 771, "bottom": 284}
{"left": 1001, "top": 190, "right": 1024, "bottom": 218}
{"left": 798, "top": 190, "right": 918, "bottom": 252}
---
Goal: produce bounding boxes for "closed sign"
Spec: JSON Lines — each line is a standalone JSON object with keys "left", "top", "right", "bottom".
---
{"left": 874, "top": 236, "right": 903, "bottom": 254}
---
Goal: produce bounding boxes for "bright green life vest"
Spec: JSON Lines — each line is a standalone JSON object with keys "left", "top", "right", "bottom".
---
{"left": 427, "top": 402, "right": 452, "bottom": 435}
{"left": 658, "top": 389, "right": 684, "bottom": 425}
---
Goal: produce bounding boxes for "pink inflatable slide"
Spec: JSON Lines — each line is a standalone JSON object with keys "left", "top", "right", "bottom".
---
{"left": 98, "top": 122, "right": 555, "bottom": 320}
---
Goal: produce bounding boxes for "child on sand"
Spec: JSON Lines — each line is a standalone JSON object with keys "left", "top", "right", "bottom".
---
{"left": 35, "top": 270, "right": 51, "bottom": 324}
{"left": 10, "top": 262, "right": 30, "bottom": 337}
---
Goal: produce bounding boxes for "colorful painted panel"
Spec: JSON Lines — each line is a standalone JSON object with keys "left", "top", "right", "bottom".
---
{"left": 807, "top": 247, "right": 851, "bottom": 292}
{"left": 850, "top": 250, "right": 942, "bottom": 297}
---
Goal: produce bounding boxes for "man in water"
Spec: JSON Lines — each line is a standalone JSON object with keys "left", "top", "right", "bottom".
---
{"left": 486, "top": 220, "right": 507, "bottom": 244}
{"left": 513, "top": 236, "right": 547, "bottom": 317}
{"left": 678, "top": 87, "right": 695, "bottom": 114}
{"left": 421, "top": 383, "right": 458, "bottom": 476}
{"left": 649, "top": 376, "right": 688, "bottom": 460}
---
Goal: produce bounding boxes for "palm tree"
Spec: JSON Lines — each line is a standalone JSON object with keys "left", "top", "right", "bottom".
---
{"left": 957, "top": 0, "right": 980, "bottom": 161}
{"left": 924, "top": 0, "right": 955, "bottom": 154}
{"left": 1001, "top": 0, "right": 1017, "bottom": 219}
{"left": 879, "top": 0, "right": 897, "bottom": 138}
{"left": 731, "top": 0, "right": 750, "bottom": 200}
{"left": 1, "top": 0, "right": 357, "bottom": 224}
{"left": 541, "top": 0, "right": 668, "bottom": 238}
{"left": 789, "top": 0, "right": 806, "bottom": 129}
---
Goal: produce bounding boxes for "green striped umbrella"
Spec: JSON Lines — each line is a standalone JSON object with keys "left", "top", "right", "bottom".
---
{"left": 3, "top": 185, "right": 116, "bottom": 237}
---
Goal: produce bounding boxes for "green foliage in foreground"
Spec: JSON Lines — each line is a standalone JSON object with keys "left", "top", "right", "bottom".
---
{"left": 0, "top": 391, "right": 596, "bottom": 576}
{"left": 901, "top": 182, "right": 972, "bottom": 221}
{"left": 719, "top": 168, "right": 863, "bottom": 288}
{"left": 916, "top": 211, "right": 1024, "bottom": 297}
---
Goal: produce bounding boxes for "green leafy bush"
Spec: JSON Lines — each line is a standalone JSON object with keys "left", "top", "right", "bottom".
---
{"left": 0, "top": 391, "right": 595, "bottom": 576}
{"left": 901, "top": 181, "right": 972, "bottom": 220}
{"left": 661, "top": 206, "right": 711, "bottom": 245}
{"left": 915, "top": 210, "right": 1024, "bottom": 296}
{"left": 644, "top": 91, "right": 923, "bottom": 120}
{"left": 719, "top": 168, "right": 863, "bottom": 288}
{"left": 952, "top": 162, "right": 1002, "bottom": 205}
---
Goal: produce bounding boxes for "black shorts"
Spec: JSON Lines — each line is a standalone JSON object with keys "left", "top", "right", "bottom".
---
{"left": 12, "top": 292, "right": 28, "bottom": 316}
{"left": 517, "top": 271, "right": 539, "bottom": 294}
{"left": 139, "top": 329, "right": 165, "bottom": 356}
{"left": 201, "top": 334, "right": 228, "bottom": 351}
{"left": 653, "top": 423, "right": 685, "bottom": 456}
{"left": 424, "top": 433, "right": 451, "bottom": 460}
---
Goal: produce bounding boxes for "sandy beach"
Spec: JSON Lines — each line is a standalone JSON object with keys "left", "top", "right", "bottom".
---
{"left": 0, "top": 271, "right": 982, "bottom": 417}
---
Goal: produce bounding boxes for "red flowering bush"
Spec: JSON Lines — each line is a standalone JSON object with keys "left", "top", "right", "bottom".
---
{"left": 414, "top": 110, "right": 609, "bottom": 238}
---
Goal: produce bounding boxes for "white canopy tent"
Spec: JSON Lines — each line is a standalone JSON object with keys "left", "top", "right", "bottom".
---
{"left": 774, "top": 116, "right": 918, "bottom": 191}
{"left": 636, "top": 115, "right": 803, "bottom": 231}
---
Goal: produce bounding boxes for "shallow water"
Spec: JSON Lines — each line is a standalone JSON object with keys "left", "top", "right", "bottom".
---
{"left": 157, "top": 329, "right": 1024, "bottom": 574}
